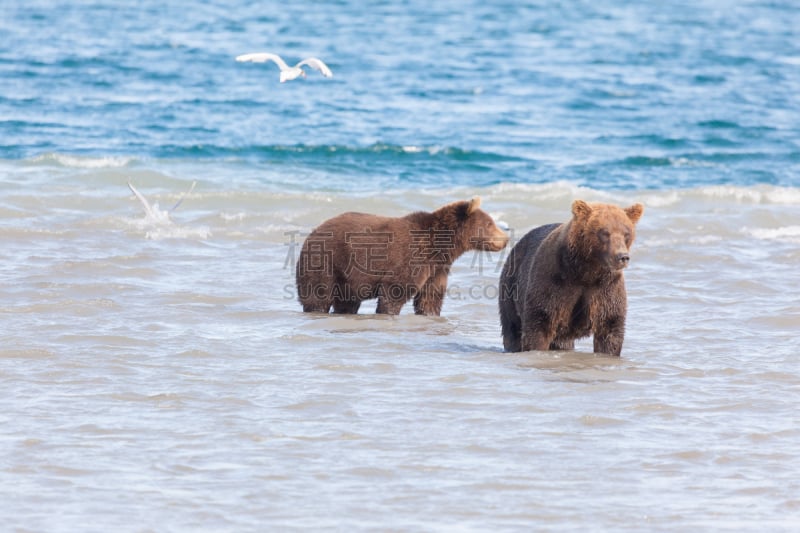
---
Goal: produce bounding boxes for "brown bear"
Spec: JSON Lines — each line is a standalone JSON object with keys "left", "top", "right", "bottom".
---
{"left": 498, "top": 200, "right": 644, "bottom": 356}
{"left": 296, "top": 197, "right": 509, "bottom": 315}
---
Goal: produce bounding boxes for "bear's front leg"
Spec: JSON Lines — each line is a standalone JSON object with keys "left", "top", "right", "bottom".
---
{"left": 413, "top": 271, "right": 447, "bottom": 316}
{"left": 520, "top": 330, "right": 555, "bottom": 352}
{"left": 593, "top": 314, "right": 626, "bottom": 356}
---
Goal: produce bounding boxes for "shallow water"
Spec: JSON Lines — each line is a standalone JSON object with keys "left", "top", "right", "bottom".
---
{"left": 2, "top": 0, "right": 800, "bottom": 530}
{"left": 2, "top": 165, "right": 798, "bottom": 530}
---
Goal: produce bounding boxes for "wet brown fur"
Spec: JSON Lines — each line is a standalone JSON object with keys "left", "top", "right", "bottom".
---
{"left": 499, "top": 200, "right": 644, "bottom": 356}
{"left": 297, "top": 197, "right": 509, "bottom": 315}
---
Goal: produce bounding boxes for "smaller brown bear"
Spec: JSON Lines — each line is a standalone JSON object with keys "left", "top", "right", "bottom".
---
{"left": 296, "top": 197, "right": 509, "bottom": 315}
{"left": 499, "top": 200, "right": 644, "bottom": 356}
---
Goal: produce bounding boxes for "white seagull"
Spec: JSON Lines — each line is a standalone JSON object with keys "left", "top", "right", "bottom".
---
{"left": 235, "top": 52, "right": 333, "bottom": 83}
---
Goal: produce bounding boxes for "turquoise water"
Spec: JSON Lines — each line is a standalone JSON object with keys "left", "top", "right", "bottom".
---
{"left": 3, "top": 0, "right": 800, "bottom": 190}
{"left": 2, "top": 1, "right": 799, "bottom": 531}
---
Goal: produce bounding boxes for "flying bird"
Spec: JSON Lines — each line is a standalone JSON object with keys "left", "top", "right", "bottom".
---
{"left": 235, "top": 52, "right": 333, "bottom": 83}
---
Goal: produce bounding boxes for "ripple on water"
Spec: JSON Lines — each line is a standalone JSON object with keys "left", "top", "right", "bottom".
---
{"left": 1, "top": 1, "right": 799, "bottom": 530}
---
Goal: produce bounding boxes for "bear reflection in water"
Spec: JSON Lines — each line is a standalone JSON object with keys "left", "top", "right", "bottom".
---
{"left": 499, "top": 200, "right": 644, "bottom": 356}
{"left": 296, "top": 197, "right": 509, "bottom": 316}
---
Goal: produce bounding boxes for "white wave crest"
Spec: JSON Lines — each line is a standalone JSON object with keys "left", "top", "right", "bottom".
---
{"left": 747, "top": 225, "right": 800, "bottom": 242}
{"left": 31, "top": 153, "right": 133, "bottom": 169}
{"left": 636, "top": 190, "right": 680, "bottom": 208}
{"left": 697, "top": 185, "right": 800, "bottom": 204}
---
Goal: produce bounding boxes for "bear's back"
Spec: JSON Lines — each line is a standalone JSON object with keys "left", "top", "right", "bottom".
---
{"left": 314, "top": 211, "right": 406, "bottom": 235}
{"left": 503, "top": 223, "right": 561, "bottom": 284}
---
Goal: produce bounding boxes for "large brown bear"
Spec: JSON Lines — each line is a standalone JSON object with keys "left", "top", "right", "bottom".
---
{"left": 297, "top": 197, "right": 509, "bottom": 315}
{"left": 499, "top": 200, "right": 644, "bottom": 356}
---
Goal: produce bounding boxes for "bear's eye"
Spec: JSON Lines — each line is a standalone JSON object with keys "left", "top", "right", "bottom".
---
{"left": 598, "top": 229, "right": 610, "bottom": 241}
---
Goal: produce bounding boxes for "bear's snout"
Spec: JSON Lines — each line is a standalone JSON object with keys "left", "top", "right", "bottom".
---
{"left": 608, "top": 238, "right": 631, "bottom": 268}
{"left": 483, "top": 227, "right": 510, "bottom": 252}
{"left": 606, "top": 231, "right": 632, "bottom": 270}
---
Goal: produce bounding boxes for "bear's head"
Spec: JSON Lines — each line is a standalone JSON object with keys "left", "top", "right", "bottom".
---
{"left": 569, "top": 200, "right": 644, "bottom": 271}
{"left": 434, "top": 196, "right": 509, "bottom": 253}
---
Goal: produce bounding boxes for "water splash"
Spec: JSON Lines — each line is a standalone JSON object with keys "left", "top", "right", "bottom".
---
{"left": 126, "top": 180, "right": 210, "bottom": 239}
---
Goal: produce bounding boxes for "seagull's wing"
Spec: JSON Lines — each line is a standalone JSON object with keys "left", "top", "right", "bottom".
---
{"left": 236, "top": 52, "right": 290, "bottom": 70}
{"left": 128, "top": 181, "right": 157, "bottom": 219}
{"left": 169, "top": 181, "right": 196, "bottom": 213}
{"left": 296, "top": 57, "right": 333, "bottom": 78}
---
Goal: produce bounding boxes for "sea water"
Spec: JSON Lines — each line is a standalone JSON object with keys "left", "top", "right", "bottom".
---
{"left": 1, "top": 0, "right": 799, "bottom": 531}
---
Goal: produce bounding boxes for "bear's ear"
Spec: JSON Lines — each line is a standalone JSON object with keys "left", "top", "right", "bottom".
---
{"left": 436, "top": 199, "right": 473, "bottom": 220}
{"left": 571, "top": 200, "right": 592, "bottom": 220}
{"left": 625, "top": 203, "right": 644, "bottom": 224}
{"left": 466, "top": 196, "right": 481, "bottom": 216}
